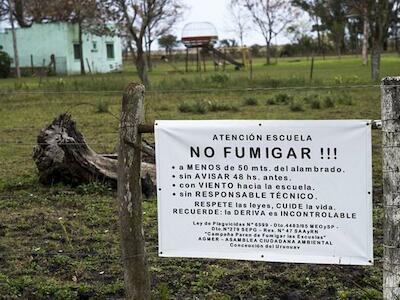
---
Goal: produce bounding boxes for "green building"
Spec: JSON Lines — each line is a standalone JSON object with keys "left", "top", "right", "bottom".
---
{"left": 0, "top": 22, "right": 122, "bottom": 75}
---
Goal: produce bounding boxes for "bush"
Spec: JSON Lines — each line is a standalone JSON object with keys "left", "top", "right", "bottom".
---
{"left": 0, "top": 51, "right": 11, "bottom": 78}
{"left": 243, "top": 97, "right": 258, "bottom": 106}
{"left": 178, "top": 102, "right": 192, "bottom": 113}
{"left": 309, "top": 99, "right": 321, "bottom": 109}
{"left": 178, "top": 100, "right": 207, "bottom": 114}
{"left": 289, "top": 100, "right": 304, "bottom": 112}
{"left": 209, "top": 73, "right": 229, "bottom": 84}
{"left": 266, "top": 98, "right": 276, "bottom": 105}
{"left": 208, "top": 100, "right": 238, "bottom": 112}
{"left": 304, "top": 94, "right": 321, "bottom": 109}
{"left": 337, "top": 92, "right": 353, "bottom": 106}
{"left": 302, "top": 93, "right": 319, "bottom": 104}
{"left": 323, "top": 96, "right": 335, "bottom": 108}
{"left": 274, "top": 93, "right": 292, "bottom": 105}
{"left": 96, "top": 100, "right": 109, "bottom": 113}
{"left": 191, "top": 101, "right": 208, "bottom": 114}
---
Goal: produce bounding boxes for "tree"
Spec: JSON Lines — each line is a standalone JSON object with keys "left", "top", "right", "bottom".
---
{"left": 345, "top": 1, "right": 370, "bottom": 65}
{"left": 317, "top": 0, "right": 347, "bottom": 58}
{"left": 228, "top": 1, "right": 251, "bottom": 46}
{"left": 0, "top": 0, "right": 21, "bottom": 78}
{"left": 286, "top": 23, "right": 316, "bottom": 57}
{"left": 234, "top": 0, "right": 298, "bottom": 64}
{"left": 101, "top": 0, "right": 184, "bottom": 87}
{"left": 389, "top": 0, "right": 400, "bottom": 53}
{"left": 158, "top": 34, "right": 179, "bottom": 55}
{"left": 143, "top": 0, "right": 183, "bottom": 71}
{"left": 291, "top": 0, "right": 326, "bottom": 57}
{"left": 219, "top": 39, "right": 239, "bottom": 48}
{"left": 366, "top": 0, "right": 398, "bottom": 80}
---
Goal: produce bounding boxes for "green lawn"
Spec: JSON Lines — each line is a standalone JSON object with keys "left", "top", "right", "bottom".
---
{"left": 0, "top": 54, "right": 394, "bottom": 299}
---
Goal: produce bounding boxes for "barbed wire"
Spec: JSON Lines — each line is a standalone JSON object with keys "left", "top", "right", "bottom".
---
{"left": 0, "top": 84, "right": 384, "bottom": 96}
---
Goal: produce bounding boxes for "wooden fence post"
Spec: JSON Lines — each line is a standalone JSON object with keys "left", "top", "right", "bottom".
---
{"left": 118, "top": 83, "right": 151, "bottom": 299}
{"left": 382, "top": 77, "right": 400, "bottom": 300}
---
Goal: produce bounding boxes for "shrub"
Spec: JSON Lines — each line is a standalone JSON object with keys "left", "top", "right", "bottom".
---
{"left": 323, "top": 96, "right": 335, "bottom": 108}
{"left": 266, "top": 98, "right": 276, "bottom": 105}
{"left": 0, "top": 51, "right": 11, "bottom": 78}
{"left": 191, "top": 100, "right": 208, "bottom": 114}
{"left": 208, "top": 100, "right": 238, "bottom": 112}
{"left": 96, "top": 100, "right": 109, "bottom": 113}
{"left": 304, "top": 94, "right": 321, "bottom": 109}
{"left": 302, "top": 93, "right": 319, "bottom": 104}
{"left": 289, "top": 100, "right": 304, "bottom": 112}
{"left": 178, "top": 102, "right": 192, "bottom": 113}
{"left": 178, "top": 100, "right": 207, "bottom": 114}
{"left": 274, "top": 93, "right": 292, "bottom": 105}
{"left": 337, "top": 92, "right": 353, "bottom": 106}
{"left": 243, "top": 97, "right": 258, "bottom": 106}
{"left": 309, "top": 99, "right": 321, "bottom": 109}
{"left": 209, "top": 73, "right": 229, "bottom": 84}
{"left": 229, "top": 105, "right": 240, "bottom": 112}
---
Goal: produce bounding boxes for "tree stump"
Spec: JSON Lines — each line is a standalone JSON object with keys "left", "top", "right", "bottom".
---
{"left": 32, "top": 113, "right": 156, "bottom": 197}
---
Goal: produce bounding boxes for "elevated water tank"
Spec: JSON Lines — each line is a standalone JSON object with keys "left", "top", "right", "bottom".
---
{"left": 181, "top": 22, "right": 218, "bottom": 48}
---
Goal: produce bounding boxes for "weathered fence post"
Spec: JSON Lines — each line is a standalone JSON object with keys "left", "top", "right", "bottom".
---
{"left": 382, "top": 77, "right": 400, "bottom": 300}
{"left": 118, "top": 83, "right": 151, "bottom": 299}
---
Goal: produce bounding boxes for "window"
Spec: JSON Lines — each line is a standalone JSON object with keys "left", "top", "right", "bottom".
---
{"left": 73, "top": 43, "right": 81, "bottom": 60}
{"left": 106, "top": 43, "right": 114, "bottom": 59}
{"left": 91, "top": 41, "right": 98, "bottom": 53}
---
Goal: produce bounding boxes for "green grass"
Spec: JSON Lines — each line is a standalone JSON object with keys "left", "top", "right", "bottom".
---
{"left": 0, "top": 53, "right": 399, "bottom": 92}
{"left": 0, "top": 54, "right": 391, "bottom": 299}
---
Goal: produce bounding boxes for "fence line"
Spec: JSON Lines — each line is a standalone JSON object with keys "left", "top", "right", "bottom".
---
{"left": 0, "top": 81, "right": 393, "bottom": 298}
{"left": 0, "top": 84, "right": 386, "bottom": 95}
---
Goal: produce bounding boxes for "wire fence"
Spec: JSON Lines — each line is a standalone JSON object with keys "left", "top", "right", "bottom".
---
{"left": 0, "top": 83, "right": 385, "bottom": 95}
{"left": 0, "top": 83, "right": 389, "bottom": 297}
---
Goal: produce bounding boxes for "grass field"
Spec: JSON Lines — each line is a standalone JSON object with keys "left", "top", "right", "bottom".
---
{"left": 0, "top": 54, "right": 396, "bottom": 299}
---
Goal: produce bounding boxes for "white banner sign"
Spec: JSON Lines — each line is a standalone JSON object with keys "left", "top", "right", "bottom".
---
{"left": 155, "top": 120, "right": 373, "bottom": 265}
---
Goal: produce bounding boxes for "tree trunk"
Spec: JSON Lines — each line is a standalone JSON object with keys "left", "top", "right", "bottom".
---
{"left": 335, "top": 37, "right": 341, "bottom": 59}
{"left": 8, "top": 0, "right": 21, "bottom": 78}
{"left": 78, "top": 22, "right": 86, "bottom": 75}
{"left": 32, "top": 113, "right": 156, "bottom": 198}
{"left": 371, "top": 44, "right": 381, "bottom": 81}
{"left": 316, "top": 21, "right": 321, "bottom": 56}
{"left": 265, "top": 40, "right": 271, "bottom": 65}
{"left": 146, "top": 40, "right": 153, "bottom": 72}
{"left": 135, "top": 41, "right": 149, "bottom": 88}
{"left": 362, "top": 9, "right": 369, "bottom": 66}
